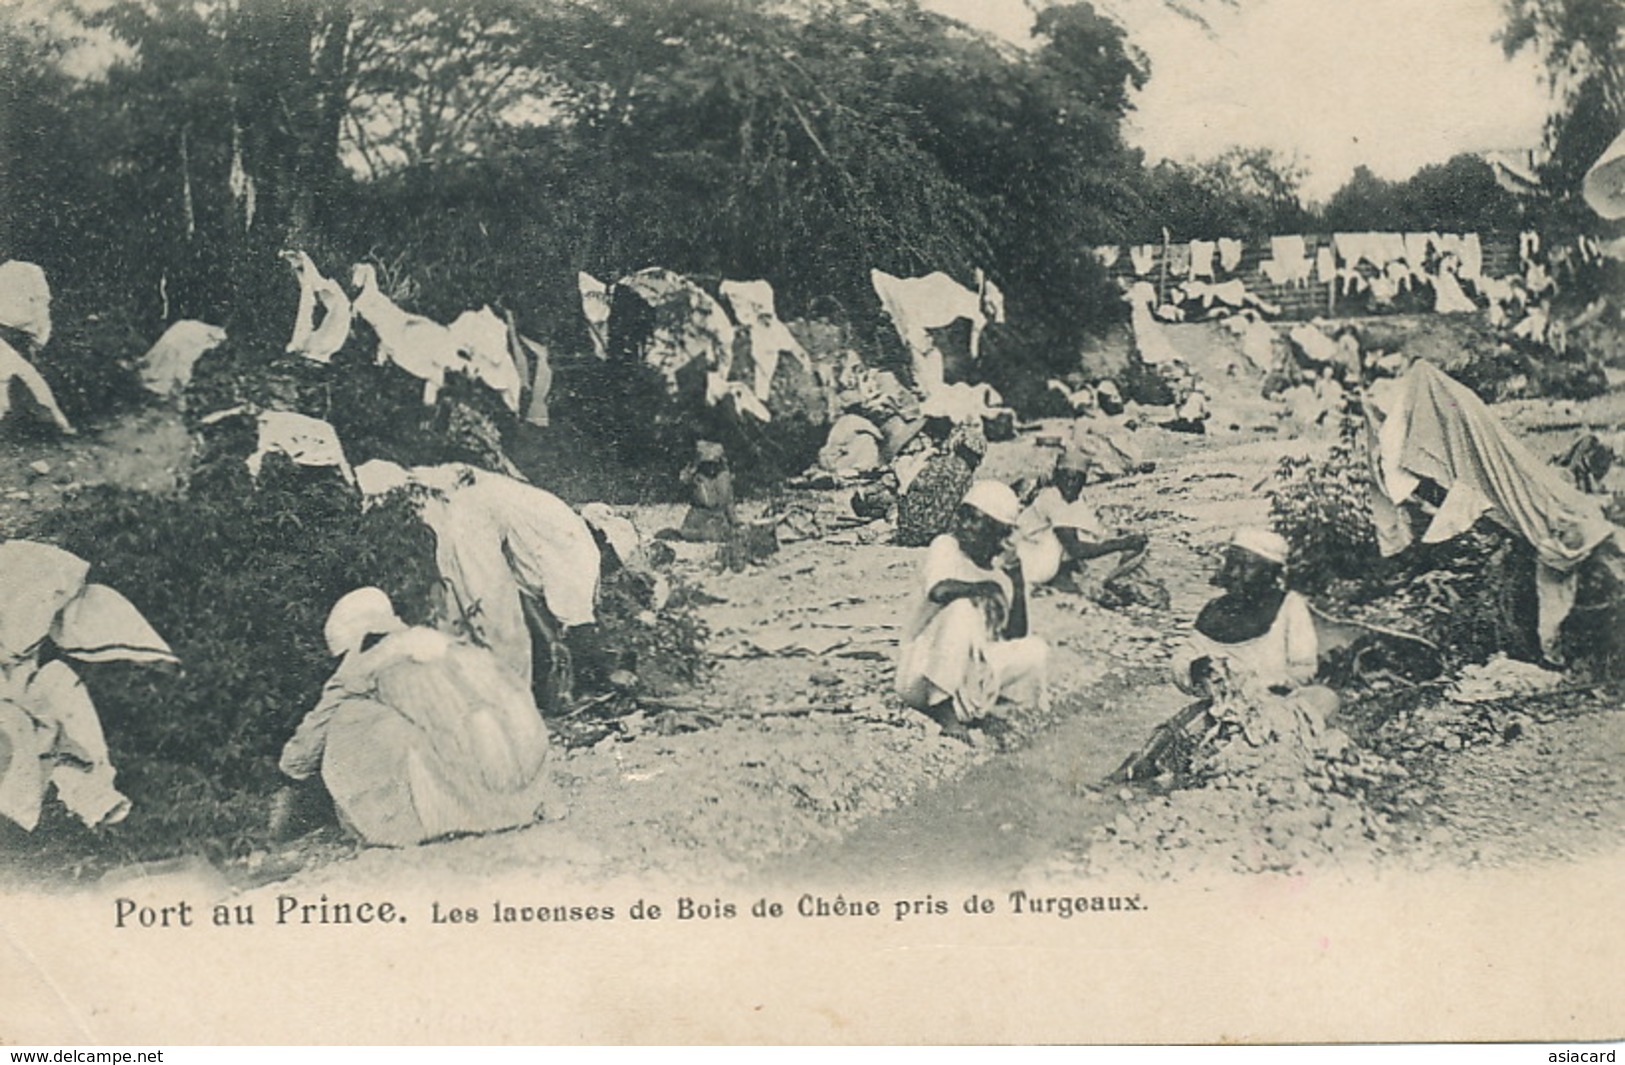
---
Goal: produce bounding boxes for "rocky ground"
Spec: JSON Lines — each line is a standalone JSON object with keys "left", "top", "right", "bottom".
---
{"left": 3, "top": 363, "right": 1622, "bottom": 900}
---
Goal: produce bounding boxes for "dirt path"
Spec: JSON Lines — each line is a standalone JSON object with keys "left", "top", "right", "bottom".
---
{"left": 0, "top": 408, "right": 192, "bottom": 536}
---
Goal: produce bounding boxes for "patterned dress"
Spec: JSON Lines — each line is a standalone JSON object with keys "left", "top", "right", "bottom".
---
{"left": 895, "top": 423, "right": 987, "bottom": 548}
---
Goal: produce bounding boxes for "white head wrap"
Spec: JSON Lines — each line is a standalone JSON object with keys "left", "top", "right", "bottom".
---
{"left": 323, "top": 587, "right": 405, "bottom": 657}
{"left": 1231, "top": 527, "right": 1290, "bottom": 566}
{"left": 961, "top": 480, "right": 1021, "bottom": 527}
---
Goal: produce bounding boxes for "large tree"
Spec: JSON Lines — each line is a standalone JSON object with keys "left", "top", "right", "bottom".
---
{"left": 1499, "top": 0, "right": 1622, "bottom": 204}
{"left": 1131, "top": 147, "right": 1309, "bottom": 241}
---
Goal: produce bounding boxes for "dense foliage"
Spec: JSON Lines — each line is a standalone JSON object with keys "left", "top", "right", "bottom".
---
{"left": 1267, "top": 403, "right": 1379, "bottom": 593}
{"left": 1320, "top": 156, "right": 1526, "bottom": 235}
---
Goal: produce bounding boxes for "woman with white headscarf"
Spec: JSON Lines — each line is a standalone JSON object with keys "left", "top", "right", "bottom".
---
{"left": 1175, "top": 528, "right": 1340, "bottom": 738}
{"left": 1176, "top": 528, "right": 1319, "bottom": 697}
{"left": 896, "top": 480, "right": 1049, "bottom": 742}
{"left": 277, "top": 588, "right": 555, "bottom": 847}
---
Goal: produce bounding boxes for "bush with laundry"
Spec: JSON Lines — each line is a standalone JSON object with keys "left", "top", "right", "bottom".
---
{"left": 10, "top": 461, "right": 440, "bottom": 870}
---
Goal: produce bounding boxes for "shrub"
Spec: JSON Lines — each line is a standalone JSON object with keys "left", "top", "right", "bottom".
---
{"left": 1268, "top": 401, "right": 1379, "bottom": 592}
{"left": 28, "top": 306, "right": 154, "bottom": 427}
{"left": 13, "top": 459, "right": 440, "bottom": 869}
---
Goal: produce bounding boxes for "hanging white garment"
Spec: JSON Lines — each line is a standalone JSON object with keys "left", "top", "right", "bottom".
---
{"left": 720, "top": 279, "right": 811, "bottom": 403}
{"left": 1402, "top": 232, "right": 1433, "bottom": 269}
{"left": 1582, "top": 129, "right": 1625, "bottom": 220}
{"left": 1129, "top": 245, "right": 1158, "bottom": 276}
{"left": 1262, "top": 236, "right": 1311, "bottom": 286}
{"left": 1093, "top": 245, "right": 1121, "bottom": 269}
{"left": 0, "top": 261, "right": 51, "bottom": 348}
{"left": 351, "top": 264, "right": 461, "bottom": 405}
{"left": 1365, "top": 362, "right": 1615, "bottom": 649}
{"left": 1314, "top": 247, "right": 1336, "bottom": 284}
{"left": 0, "top": 337, "right": 74, "bottom": 433}
{"left": 1375, "top": 233, "right": 1407, "bottom": 268}
{"left": 1270, "top": 235, "right": 1309, "bottom": 281}
{"left": 447, "top": 307, "right": 524, "bottom": 414}
{"left": 0, "top": 541, "right": 91, "bottom": 658}
{"left": 52, "top": 584, "right": 177, "bottom": 665}
{"left": 247, "top": 410, "right": 354, "bottom": 485}
{"left": 0, "top": 541, "right": 176, "bottom": 832}
{"left": 26, "top": 660, "right": 130, "bottom": 828}
{"left": 283, "top": 251, "right": 351, "bottom": 364}
{"left": 1189, "top": 240, "right": 1216, "bottom": 279}
{"left": 0, "top": 662, "right": 132, "bottom": 833}
{"left": 1460, "top": 234, "right": 1484, "bottom": 280}
{"left": 1217, "top": 238, "right": 1244, "bottom": 272}
{"left": 871, "top": 268, "right": 997, "bottom": 397}
{"left": 1334, "top": 232, "right": 1380, "bottom": 270}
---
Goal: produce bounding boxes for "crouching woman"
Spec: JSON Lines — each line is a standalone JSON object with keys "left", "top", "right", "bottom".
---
{"left": 278, "top": 587, "right": 556, "bottom": 847}
{"left": 896, "top": 481, "right": 1049, "bottom": 742}
{"left": 1175, "top": 528, "right": 1339, "bottom": 727}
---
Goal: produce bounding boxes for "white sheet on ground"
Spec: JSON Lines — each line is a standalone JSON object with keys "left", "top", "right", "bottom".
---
{"left": 1367, "top": 361, "right": 1619, "bottom": 654}
{"left": 247, "top": 410, "right": 355, "bottom": 485}
{"left": 138, "top": 320, "right": 227, "bottom": 398}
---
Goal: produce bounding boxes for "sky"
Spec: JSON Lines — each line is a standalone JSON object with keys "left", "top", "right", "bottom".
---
{"left": 924, "top": 0, "right": 1556, "bottom": 202}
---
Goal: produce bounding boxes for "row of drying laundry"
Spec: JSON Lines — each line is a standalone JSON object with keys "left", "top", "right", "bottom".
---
{"left": 576, "top": 268, "right": 813, "bottom": 424}
{"left": 1095, "top": 232, "right": 1493, "bottom": 288}
{"left": 0, "top": 256, "right": 557, "bottom": 436}
{"left": 575, "top": 264, "right": 1009, "bottom": 427}
{"left": 282, "top": 253, "right": 549, "bottom": 424}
